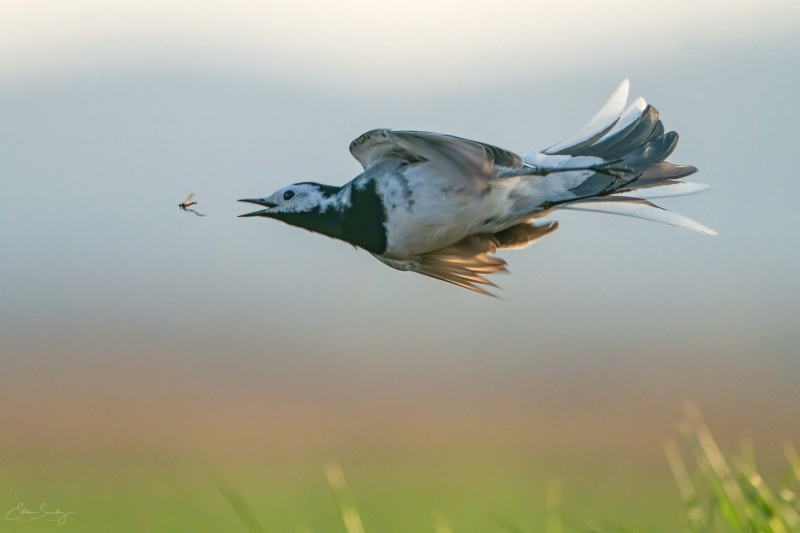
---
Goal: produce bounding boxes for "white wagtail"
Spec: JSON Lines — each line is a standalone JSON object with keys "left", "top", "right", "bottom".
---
{"left": 239, "top": 80, "right": 713, "bottom": 295}
{"left": 179, "top": 193, "right": 206, "bottom": 217}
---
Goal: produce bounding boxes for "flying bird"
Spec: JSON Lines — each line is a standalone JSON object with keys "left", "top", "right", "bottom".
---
{"left": 179, "top": 193, "right": 206, "bottom": 216}
{"left": 239, "top": 80, "right": 714, "bottom": 295}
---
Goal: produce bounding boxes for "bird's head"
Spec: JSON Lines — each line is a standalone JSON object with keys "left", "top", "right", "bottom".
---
{"left": 238, "top": 182, "right": 341, "bottom": 219}
{"left": 238, "top": 179, "right": 386, "bottom": 253}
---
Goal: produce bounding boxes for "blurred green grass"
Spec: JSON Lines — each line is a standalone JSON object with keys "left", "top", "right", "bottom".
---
{"left": 664, "top": 403, "right": 800, "bottom": 533}
{"left": 1, "top": 451, "right": 680, "bottom": 532}
{"left": 212, "top": 404, "right": 800, "bottom": 533}
{"left": 2, "top": 405, "right": 796, "bottom": 533}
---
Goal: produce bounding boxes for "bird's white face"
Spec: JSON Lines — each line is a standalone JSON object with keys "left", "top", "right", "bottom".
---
{"left": 239, "top": 183, "right": 333, "bottom": 217}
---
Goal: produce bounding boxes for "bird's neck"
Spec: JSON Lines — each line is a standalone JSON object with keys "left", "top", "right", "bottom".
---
{"left": 269, "top": 181, "right": 388, "bottom": 255}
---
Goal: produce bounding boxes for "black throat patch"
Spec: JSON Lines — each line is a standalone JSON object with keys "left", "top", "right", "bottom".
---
{"left": 264, "top": 180, "right": 388, "bottom": 255}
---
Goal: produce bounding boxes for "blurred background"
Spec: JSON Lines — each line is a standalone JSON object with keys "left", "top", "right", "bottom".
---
{"left": 1, "top": 1, "right": 799, "bottom": 531}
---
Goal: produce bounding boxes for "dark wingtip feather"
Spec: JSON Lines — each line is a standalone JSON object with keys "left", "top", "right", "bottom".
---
{"left": 570, "top": 105, "right": 658, "bottom": 159}
{"left": 639, "top": 162, "right": 698, "bottom": 181}
{"left": 546, "top": 120, "right": 619, "bottom": 156}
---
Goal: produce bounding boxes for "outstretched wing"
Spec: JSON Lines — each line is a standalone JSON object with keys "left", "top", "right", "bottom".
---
{"left": 375, "top": 234, "right": 506, "bottom": 296}
{"left": 349, "top": 129, "right": 528, "bottom": 193}
{"left": 524, "top": 80, "right": 713, "bottom": 234}
{"left": 375, "top": 222, "right": 558, "bottom": 296}
{"left": 184, "top": 193, "right": 195, "bottom": 204}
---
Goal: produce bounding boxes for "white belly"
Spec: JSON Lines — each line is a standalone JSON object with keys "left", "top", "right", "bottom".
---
{"left": 374, "top": 162, "right": 581, "bottom": 256}
{"left": 379, "top": 174, "right": 518, "bottom": 256}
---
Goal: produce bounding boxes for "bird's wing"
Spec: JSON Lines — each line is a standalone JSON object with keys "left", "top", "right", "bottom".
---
{"left": 376, "top": 234, "right": 506, "bottom": 296}
{"left": 350, "top": 129, "right": 527, "bottom": 192}
{"left": 615, "top": 180, "right": 709, "bottom": 199}
{"left": 184, "top": 193, "right": 195, "bottom": 204}
{"left": 522, "top": 80, "right": 710, "bottom": 210}
{"left": 493, "top": 221, "right": 558, "bottom": 250}
{"left": 542, "top": 79, "right": 630, "bottom": 155}
{"left": 561, "top": 196, "right": 716, "bottom": 235}
{"left": 375, "top": 222, "right": 557, "bottom": 296}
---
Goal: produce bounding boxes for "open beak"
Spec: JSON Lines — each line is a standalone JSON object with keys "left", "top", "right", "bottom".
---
{"left": 238, "top": 198, "right": 277, "bottom": 217}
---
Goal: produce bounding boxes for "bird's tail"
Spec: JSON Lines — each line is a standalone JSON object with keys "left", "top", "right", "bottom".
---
{"left": 525, "top": 80, "right": 715, "bottom": 235}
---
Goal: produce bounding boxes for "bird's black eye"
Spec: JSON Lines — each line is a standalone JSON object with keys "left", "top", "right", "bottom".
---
{"left": 283, "top": 190, "right": 295, "bottom": 201}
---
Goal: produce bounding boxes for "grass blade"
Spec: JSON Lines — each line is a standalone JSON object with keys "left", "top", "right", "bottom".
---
{"left": 210, "top": 474, "right": 266, "bottom": 533}
{"left": 325, "top": 462, "right": 365, "bottom": 533}
{"left": 665, "top": 439, "right": 706, "bottom": 531}
{"left": 684, "top": 402, "right": 750, "bottom": 529}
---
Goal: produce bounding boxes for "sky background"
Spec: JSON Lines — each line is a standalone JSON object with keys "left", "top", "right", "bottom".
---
{"left": 1, "top": 1, "right": 799, "bottom": 531}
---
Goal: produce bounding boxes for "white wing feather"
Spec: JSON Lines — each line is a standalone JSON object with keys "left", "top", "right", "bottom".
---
{"left": 615, "top": 182, "right": 710, "bottom": 199}
{"left": 561, "top": 197, "right": 717, "bottom": 235}
{"left": 592, "top": 96, "right": 647, "bottom": 145}
{"left": 544, "top": 79, "right": 630, "bottom": 154}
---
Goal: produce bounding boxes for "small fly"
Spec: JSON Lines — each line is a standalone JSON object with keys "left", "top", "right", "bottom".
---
{"left": 179, "top": 193, "right": 206, "bottom": 217}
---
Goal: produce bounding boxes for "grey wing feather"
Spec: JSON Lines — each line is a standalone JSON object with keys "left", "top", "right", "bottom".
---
{"left": 349, "top": 129, "right": 421, "bottom": 169}
{"left": 349, "top": 129, "right": 531, "bottom": 193}
{"left": 389, "top": 131, "right": 496, "bottom": 192}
